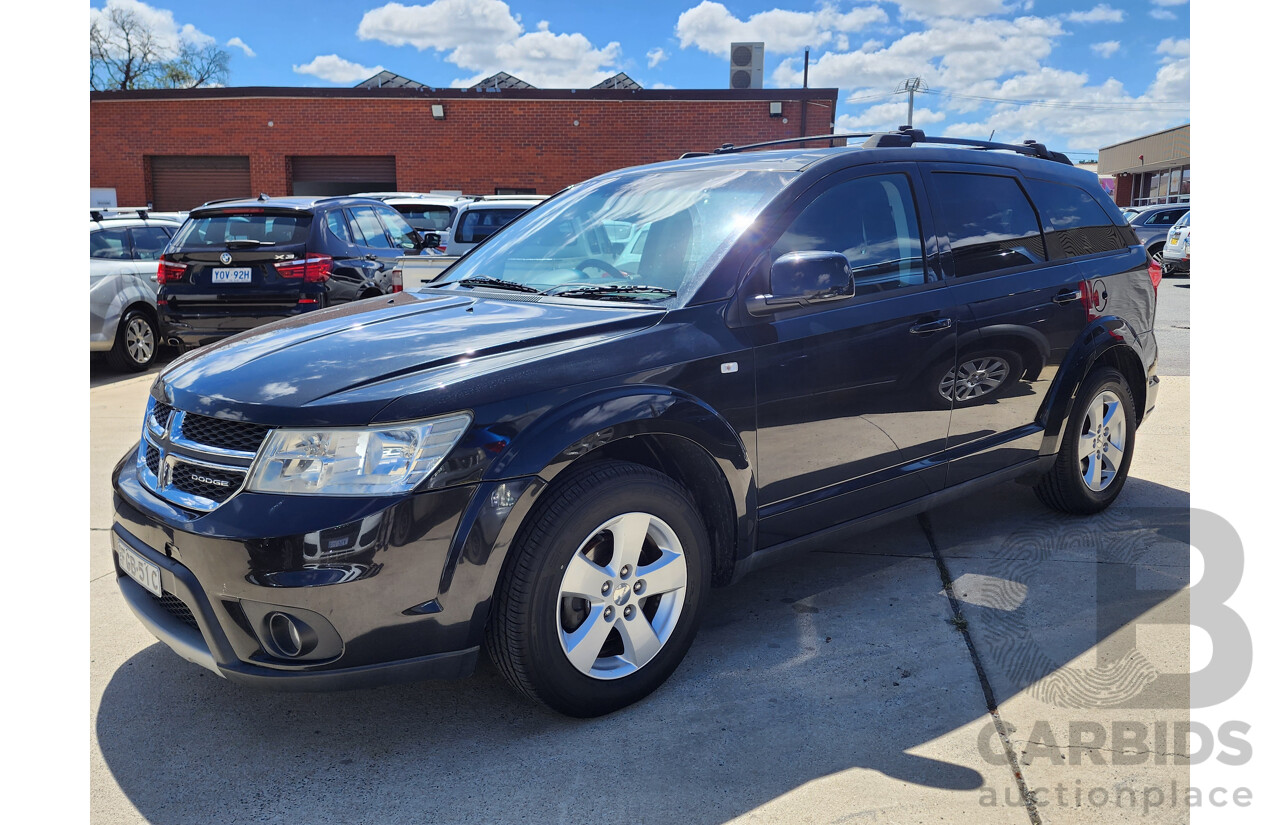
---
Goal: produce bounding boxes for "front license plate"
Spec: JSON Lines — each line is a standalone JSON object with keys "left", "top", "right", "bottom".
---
{"left": 116, "top": 536, "right": 163, "bottom": 597}
{"left": 211, "top": 267, "right": 253, "bottom": 284}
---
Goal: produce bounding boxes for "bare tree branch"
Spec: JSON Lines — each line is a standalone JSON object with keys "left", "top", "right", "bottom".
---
{"left": 90, "top": 7, "right": 229, "bottom": 90}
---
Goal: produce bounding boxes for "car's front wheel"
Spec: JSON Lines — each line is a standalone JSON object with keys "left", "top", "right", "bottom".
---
{"left": 487, "top": 460, "right": 711, "bottom": 717}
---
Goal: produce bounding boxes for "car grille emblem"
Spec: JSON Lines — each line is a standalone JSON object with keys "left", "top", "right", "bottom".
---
{"left": 220, "top": 252, "right": 232, "bottom": 265}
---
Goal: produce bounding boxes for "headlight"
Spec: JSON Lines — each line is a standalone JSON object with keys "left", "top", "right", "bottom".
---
{"left": 247, "top": 413, "right": 471, "bottom": 496}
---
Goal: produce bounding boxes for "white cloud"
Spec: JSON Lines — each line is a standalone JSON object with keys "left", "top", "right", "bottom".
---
{"left": 675, "top": 1, "right": 887, "bottom": 58}
{"left": 1152, "top": 0, "right": 1189, "bottom": 5}
{"left": 227, "top": 37, "right": 255, "bottom": 58}
{"left": 358, "top": 0, "right": 621, "bottom": 88}
{"left": 1157, "top": 37, "right": 1190, "bottom": 59}
{"left": 649, "top": 81, "right": 675, "bottom": 89}
{"left": 1150, "top": 9, "right": 1175, "bottom": 19}
{"left": 1091, "top": 40, "right": 1120, "bottom": 58}
{"left": 836, "top": 102, "right": 945, "bottom": 132}
{"left": 646, "top": 47, "right": 668, "bottom": 68}
{"left": 292, "top": 55, "right": 385, "bottom": 84}
{"left": 892, "top": 0, "right": 1011, "bottom": 19}
{"left": 89, "top": 0, "right": 217, "bottom": 56}
{"left": 1064, "top": 4, "right": 1124, "bottom": 23}
{"left": 772, "top": 15, "right": 1066, "bottom": 91}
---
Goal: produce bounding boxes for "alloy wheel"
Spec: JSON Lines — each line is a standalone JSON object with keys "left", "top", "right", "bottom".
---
{"left": 556, "top": 512, "right": 688, "bottom": 680}
{"left": 1077, "top": 389, "right": 1127, "bottom": 492}
{"left": 939, "top": 356, "right": 1010, "bottom": 402}
{"left": 125, "top": 316, "right": 156, "bottom": 366}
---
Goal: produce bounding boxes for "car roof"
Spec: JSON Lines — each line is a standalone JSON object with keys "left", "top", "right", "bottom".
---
{"left": 459, "top": 198, "right": 544, "bottom": 209}
{"left": 351, "top": 191, "right": 471, "bottom": 204}
{"left": 1133, "top": 203, "right": 1190, "bottom": 212}
{"left": 90, "top": 217, "right": 182, "bottom": 229}
{"left": 189, "top": 195, "right": 391, "bottom": 214}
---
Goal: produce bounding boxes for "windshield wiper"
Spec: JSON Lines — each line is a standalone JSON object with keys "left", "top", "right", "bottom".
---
{"left": 456, "top": 276, "right": 542, "bottom": 294}
{"left": 224, "top": 239, "right": 276, "bottom": 248}
{"left": 552, "top": 284, "right": 677, "bottom": 301}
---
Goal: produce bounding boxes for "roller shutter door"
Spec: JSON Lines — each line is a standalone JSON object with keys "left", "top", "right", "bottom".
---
{"left": 289, "top": 156, "right": 397, "bottom": 197}
{"left": 150, "top": 156, "right": 251, "bottom": 211}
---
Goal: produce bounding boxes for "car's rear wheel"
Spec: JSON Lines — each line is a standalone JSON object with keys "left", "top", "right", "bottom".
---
{"left": 107, "top": 309, "right": 159, "bottom": 372}
{"left": 487, "top": 460, "right": 711, "bottom": 717}
{"left": 1149, "top": 243, "right": 1165, "bottom": 265}
{"left": 1034, "top": 367, "right": 1136, "bottom": 514}
{"left": 927, "top": 349, "right": 1024, "bottom": 409}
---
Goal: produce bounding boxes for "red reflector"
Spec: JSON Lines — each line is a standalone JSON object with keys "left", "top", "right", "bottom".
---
{"left": 297, "top": 298, "right": 318, "bottom": 304}
{"left": 276, "top": 254, "right": 333, "bottom": 283}
{"left": 157, "top": 255, "right": 186, "bottom": 284}
{"left": 1148, "top": 257, "right": 1162, "bottom": 292}
{"left": 391, "top": 266, "right": 403, "bottom": 294}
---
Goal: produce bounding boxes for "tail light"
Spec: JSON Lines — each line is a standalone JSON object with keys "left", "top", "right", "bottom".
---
{"left": 275, "top": 254, "right": 333, "bottom": 283}
{"left": 391, "top": 266, "right": 403, "bottom": 293}
{"left": 157, "top": 255, "right": 186, "bottom": 284}
{"left": 1147, "top": 256, "right": 1162, "bottom": 293}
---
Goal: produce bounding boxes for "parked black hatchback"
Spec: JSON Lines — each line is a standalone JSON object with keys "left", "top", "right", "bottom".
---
{"left": 158, "top": 196, "right": 431, "bottom": 348}
{"left": 113, "top": 131, "right": 1159, "bottom": 717}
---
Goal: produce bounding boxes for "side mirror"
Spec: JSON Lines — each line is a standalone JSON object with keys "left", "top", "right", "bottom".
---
{"left": 746, "top": 251, "right": 854, "bottom": 316}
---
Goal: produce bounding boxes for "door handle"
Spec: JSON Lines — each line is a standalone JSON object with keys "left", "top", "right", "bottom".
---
{"left": 1053, "top": 289, "right": 1082, "bottom": 305}
{"left": 909, "top": 317, "right": 953, "bottom": 334}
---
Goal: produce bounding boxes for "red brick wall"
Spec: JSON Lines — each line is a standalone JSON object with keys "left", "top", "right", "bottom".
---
{"left": 91, "top": 92, "right": 839, "bottom": 206}
{"left": 1114, "top": 174, "right": 1133, "bottom": 207}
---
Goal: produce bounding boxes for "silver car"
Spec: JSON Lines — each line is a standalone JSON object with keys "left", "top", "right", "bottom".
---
{"left": 1162, "top": 210, "right": 1190, "bottom": 276}
{"left": 90, "top": 211, "right": 183, "bottom": 371}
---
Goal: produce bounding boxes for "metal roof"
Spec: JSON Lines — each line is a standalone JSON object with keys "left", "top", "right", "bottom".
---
{"left": 354, "top": 70, "right": 428, "bottom": 90}
{"left": 469, "top": 72, "right": 534, "bottom": 91}
{"left": 591, "top": 73, "right": 642, "bottom": 91}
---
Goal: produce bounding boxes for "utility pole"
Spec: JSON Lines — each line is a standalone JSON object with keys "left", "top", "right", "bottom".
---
{"left": 895, "top": 77, "right": 927, "bottom": 128}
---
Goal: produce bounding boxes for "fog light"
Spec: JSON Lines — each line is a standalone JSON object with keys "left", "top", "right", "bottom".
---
{"left": 266, "top": 611, "right": 317, "bottom": 658}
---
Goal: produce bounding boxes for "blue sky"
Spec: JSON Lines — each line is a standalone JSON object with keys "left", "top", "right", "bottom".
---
{"left": 90, "top": 0, "right": 1190, "bottom": 156}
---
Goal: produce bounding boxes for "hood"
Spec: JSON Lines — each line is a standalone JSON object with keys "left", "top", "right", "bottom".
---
{"left": 155, "top": 290, "right": 664, "bottom": 426}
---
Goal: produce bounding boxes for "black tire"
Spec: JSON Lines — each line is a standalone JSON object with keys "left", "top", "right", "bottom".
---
{"left": 1034, "top": 367, "right": 1136, "bottom": 514}
{"left": 107, "top": 308, "right": 159, "bottom": 372}
{"left": 487, "top": 459, "right": 711, "bottom": 717}
{"left": 926, "top": 349, "right": 1024, "bottom": 409}
{"left": 1149, "top": 243, "right": 1165, "bottom": 265}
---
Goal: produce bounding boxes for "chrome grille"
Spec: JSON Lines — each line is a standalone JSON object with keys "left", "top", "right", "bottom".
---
{"left": 138, "top": 397, "right": 270, "bottom": 512}
{"left": 179, "top": 413, "right": 271, "bottom": 453}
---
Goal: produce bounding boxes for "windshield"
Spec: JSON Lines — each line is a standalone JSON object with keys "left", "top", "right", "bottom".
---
{"left": 1172, "top": 211, "right": 1190, "bottom": 229}
{"left": 433, "top": 168, "right": 796, "bottom": 304}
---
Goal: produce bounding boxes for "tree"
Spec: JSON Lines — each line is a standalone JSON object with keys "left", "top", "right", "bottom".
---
{"left": 90, "top": 6, "right": 229, "bottom": 90}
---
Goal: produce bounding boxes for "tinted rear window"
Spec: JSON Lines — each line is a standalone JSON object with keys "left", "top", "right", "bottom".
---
{"left": 931, "top": 172, "right": 1045, "bottom": 278}
{"left": 393, "top": 204, "right": 453, "bottom": 230}
{"left": 455, "top": 208, "right": 527, "bottom": 244}
{"left": 172, "top": 213, "right": 312, "bottom": 249}
{"left": 1024, "top": 179, "right": 1126, "bottom": 258}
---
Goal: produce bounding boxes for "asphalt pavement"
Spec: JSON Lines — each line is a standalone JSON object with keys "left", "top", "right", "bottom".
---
{"left": 89, "top": 284, "right": 1192, "bottom": 824}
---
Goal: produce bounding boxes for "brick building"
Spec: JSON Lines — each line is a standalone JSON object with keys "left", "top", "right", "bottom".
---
{"left": 90, "top": 85, "right": 841, "bottom": 211}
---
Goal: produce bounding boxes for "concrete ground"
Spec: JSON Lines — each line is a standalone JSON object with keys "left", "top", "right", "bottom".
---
{"left": 90, "top": 283, "right": 1191, "bottom": 824}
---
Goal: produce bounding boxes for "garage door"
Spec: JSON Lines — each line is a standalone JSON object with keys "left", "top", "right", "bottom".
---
{"left": 290, "top": 156, "right": 396, "bottom": 197}
{"left": 150, "top": 156, "right": 251, "bottom": 211}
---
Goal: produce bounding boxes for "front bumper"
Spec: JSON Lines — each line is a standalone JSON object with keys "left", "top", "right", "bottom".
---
{"left": 111, "top": 449, "right": 543, "bottom": 689}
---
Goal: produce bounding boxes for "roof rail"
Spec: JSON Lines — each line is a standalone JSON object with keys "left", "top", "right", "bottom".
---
{"left": 861, "top": 128, "right": 1073, "bottom": 165}
{"left": 680, "top": 133, "right": 871, "bottom": 158}
{"left": 678, "top": 128, "right": 1072, "bottom": 165}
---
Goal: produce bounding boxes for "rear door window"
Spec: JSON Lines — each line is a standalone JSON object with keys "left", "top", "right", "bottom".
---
{"left": 90, "top": 227, "right": 132, "bottom": 259}
{"left": 325, "top": 210, "right": 356, "bottom": 246}
{"left": 931, "top": 172, "right": 1046, "bottom": 278}
{"left": 393, "top": 204, "right": 453, "bottom": 230}
{"left": 1024, "top": 179, "right": 1127, "bottom": 258}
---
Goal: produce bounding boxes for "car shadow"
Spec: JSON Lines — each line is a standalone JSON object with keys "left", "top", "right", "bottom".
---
{"left": 95, "top": 484, "right": 1190, "bottom": 824}
{"left": 90, "top": 349, "right": 176, "bottom": 389}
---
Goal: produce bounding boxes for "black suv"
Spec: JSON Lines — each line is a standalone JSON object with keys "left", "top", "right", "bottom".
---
{"left": 112, "top": 131, "right": 1159, "bottom": 717}
{"left": 157, "top": 196, "right": 433, "bottom": 349}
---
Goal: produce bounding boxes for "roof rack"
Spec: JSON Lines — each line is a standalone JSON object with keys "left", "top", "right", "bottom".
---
{"left": 90, "top": 207, "right": 151, "bottom": 221}
{"left": 861, "top": 128, "right": 1072, "bottom": 165}
{"left": 679, "top": 128, "right": 1072, "bottom": 165}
